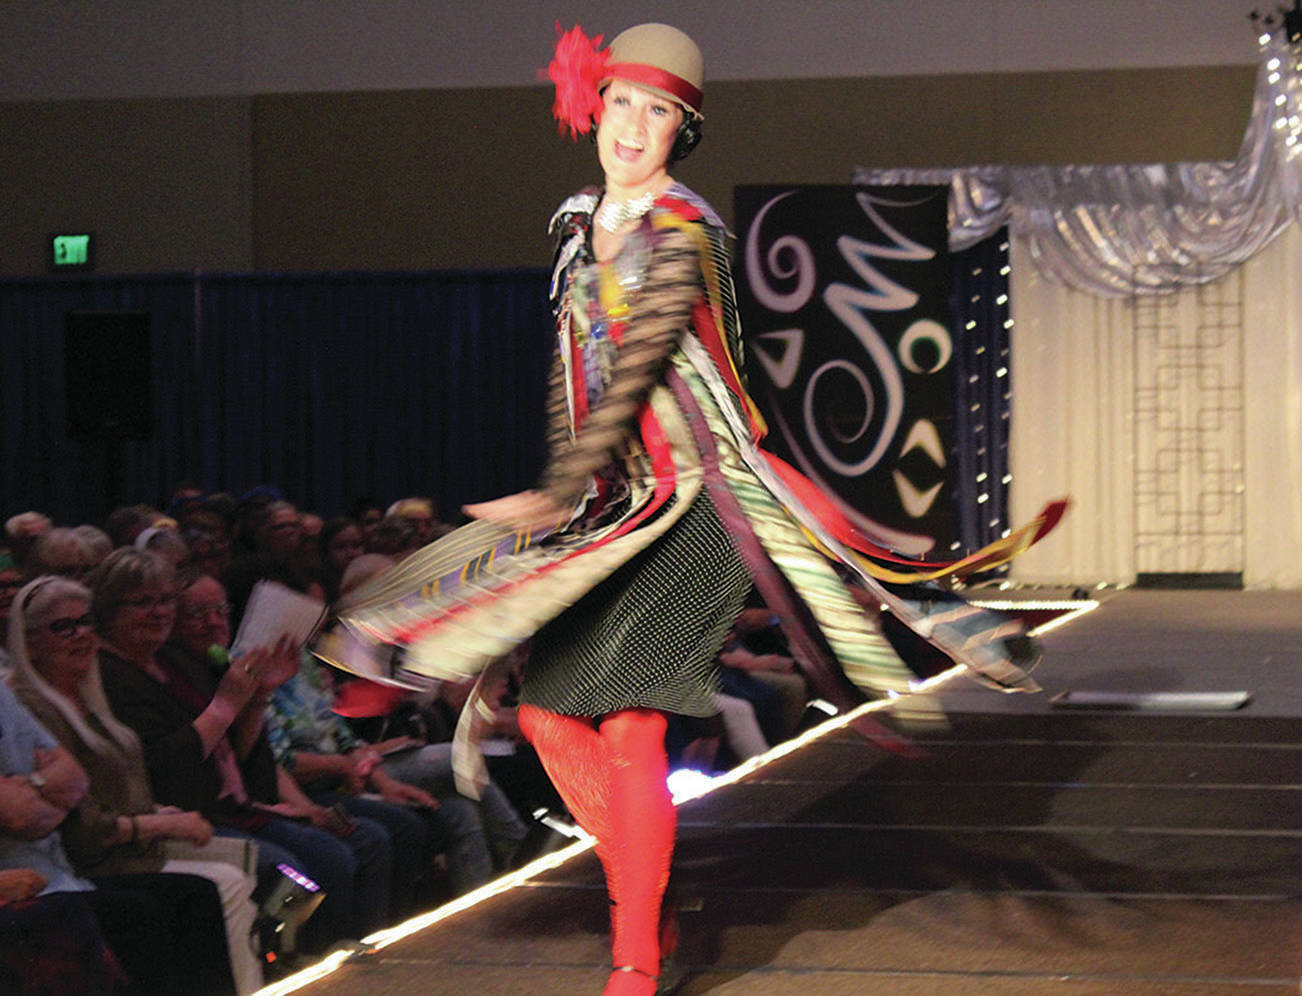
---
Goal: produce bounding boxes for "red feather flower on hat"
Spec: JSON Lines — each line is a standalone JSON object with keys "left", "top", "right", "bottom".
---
{"left": 547, "top": 23, "right": 609, "bottom": 139}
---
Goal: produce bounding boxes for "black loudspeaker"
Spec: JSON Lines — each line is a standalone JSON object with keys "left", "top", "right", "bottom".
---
{"left": 65, "top": 311, "right": 153, "bottom": 440}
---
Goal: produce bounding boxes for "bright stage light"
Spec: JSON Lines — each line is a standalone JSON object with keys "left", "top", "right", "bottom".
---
{"left": 667, "top": 767, "right": 717, "bottom": 801}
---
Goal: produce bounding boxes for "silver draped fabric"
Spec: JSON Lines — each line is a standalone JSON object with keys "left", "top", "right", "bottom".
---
{"left": 856, "top": 37, "right": 1302, "bottom": 297}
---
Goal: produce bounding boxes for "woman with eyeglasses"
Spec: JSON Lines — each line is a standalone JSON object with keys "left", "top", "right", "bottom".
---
{"left": 7, "top": 574, "right": 253, "bottom": 993}
{"left": 92, "top": 551, "right": 410, "bottom": 953}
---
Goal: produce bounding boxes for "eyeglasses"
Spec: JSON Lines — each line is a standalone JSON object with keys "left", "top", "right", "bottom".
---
{"left": 178, "top": 601, "right": 231, "bottom": 621}
{"left": 47, "top": 613, "right": 94, "bottom": 637}
{"left": 119, "top": 593, "right": 177, "bottom": 611}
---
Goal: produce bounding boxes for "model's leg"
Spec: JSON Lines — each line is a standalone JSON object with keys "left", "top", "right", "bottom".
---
{"left": 519, "top": 704, "right": 629, "bottom": 985}
{"left": 517, "top": 703, "right": 614, "bottom": 844}
{"left": 599, "top": 707, "right": 675, "bottom": 995}
{"left": 520, "top": 704, "right": 675, "bottom": 995}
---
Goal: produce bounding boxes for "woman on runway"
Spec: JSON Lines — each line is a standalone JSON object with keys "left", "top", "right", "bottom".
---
{"left": 335, "top": 21, "right": 1059, "bottom": 995}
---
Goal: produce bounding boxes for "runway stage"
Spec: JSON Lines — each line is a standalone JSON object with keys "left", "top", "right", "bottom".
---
{"left": 265, "top": 589, "right": 1302, "bottom": 995}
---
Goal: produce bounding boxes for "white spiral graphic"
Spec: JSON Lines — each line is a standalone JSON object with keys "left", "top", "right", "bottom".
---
{"left": 744, "top": 191, "right": 816, "bottom": 314}
{"left": 803, "top": 359, "right": 882, "bottom": 475}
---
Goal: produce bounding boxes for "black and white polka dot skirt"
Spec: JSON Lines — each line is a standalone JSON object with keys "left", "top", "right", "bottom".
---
{"left": 520, "top": 489, "right": 751, "bottom": 719}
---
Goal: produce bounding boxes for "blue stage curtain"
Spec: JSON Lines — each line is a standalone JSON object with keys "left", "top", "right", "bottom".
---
{"left": 949, "top": 229, "right": 1012, "bottom": 564}
{"left": 0, "top": 270, "right": 553, "bottom": 527}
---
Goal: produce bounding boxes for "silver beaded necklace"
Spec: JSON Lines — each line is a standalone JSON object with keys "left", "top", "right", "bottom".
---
{"left": 595, "top": 190, "right": 657, "bottom": 233}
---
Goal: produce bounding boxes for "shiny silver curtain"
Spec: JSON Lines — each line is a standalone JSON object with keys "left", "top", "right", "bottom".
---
{"left": 856, "top": 34, "right": 1302, "bottom": 297}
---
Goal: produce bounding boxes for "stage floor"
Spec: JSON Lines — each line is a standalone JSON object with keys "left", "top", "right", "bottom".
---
{"left": 267, "top": 589, "right": 1302, "bottom": 995}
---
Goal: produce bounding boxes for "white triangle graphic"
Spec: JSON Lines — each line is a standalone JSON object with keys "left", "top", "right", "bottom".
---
{"left": 892, "top": 469, "right": 943, "bottom": 519}
{"left": 899, "top": 419, "right": 946, "bottom": 468}
{"left": 753, "top": 329, "right": 805, "bottom": 390}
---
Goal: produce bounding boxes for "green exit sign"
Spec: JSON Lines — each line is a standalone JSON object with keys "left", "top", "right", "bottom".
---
{"left": 49, "top": 233, "right": 94, "bottom": 272}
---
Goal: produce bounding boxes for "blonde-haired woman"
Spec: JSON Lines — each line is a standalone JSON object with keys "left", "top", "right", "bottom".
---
{"left": 8, "top": 576, "right": 263, "bottom": 994}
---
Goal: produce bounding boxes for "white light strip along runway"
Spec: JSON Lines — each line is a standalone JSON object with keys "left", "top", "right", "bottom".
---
{"left": 255, "top": 599, "right": 1096, "bottom": 995}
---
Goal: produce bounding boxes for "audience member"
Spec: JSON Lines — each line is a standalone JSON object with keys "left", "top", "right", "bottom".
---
{"left": 10, "top": 575, "right": 264, "bottom": 993}
{"left": 224, "top": 500, "right": 320, "bottom": 626}
{"left": 197, "top": 493, "right": 240, "bottom": 555}
{"left": 317, "top": 517, "right": 365, "bottom": 602}
{"left": 72, "top": 524, "right": 114, "bottom": 569}
{"left": 176, "top": 503, "right": 236, "bottom": 578}
{"left": 298, "top": 512, "right": 324, "bottom": 556}
{"left": 262, "top": 656, "right": 440, "bottom": 904}
{"left": 134, "top": 524, "right": 190, "bottom": 569}
{"left": 359, "top": 652, "right": 564, "bottom": 836}
{"left": 364, "top": 514, "right": 421, "bottom": 558}
{"left": 348, "top": 497, "right": 384, "bottom": 547}
{"left": 720, "top": 603, "right": 812, "bottom": 742}
{"left": 386, "top": 497, "right": 449, "bottom": 546}
{"left": 229, "top": 487, "right": 282, "bottom": 559}
{"left": 0, "top": 678, "right": 235, "bottom": 994}
{"left": 26, "top": 528, "right": 95, "bottom": 581}
{"left": 103, "top": 505, "right": 163, "bottom": 549}
{"left": 4, "top": 512, "right": 52, "bottom": 570}
{"left": 164, "top": 481, "right": 205, "bottom": 522}
{"left": 152, "top": 564, "right": 404, "bottom": 948}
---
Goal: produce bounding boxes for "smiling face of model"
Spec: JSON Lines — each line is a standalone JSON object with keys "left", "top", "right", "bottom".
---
{"left": 596, "top": 79, "right": 684, "bottom": 203}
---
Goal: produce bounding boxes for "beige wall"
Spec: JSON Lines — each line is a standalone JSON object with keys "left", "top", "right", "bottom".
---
{"left": 2, "top": 96, "right": 254, "bottom": 275}
{"left": 0, "top": 64, "right": 1254, "bottom": 276}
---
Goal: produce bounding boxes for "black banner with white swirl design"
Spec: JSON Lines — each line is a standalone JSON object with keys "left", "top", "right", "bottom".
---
{"left": 733, "top": 184, "right": 955, "bottom": 558}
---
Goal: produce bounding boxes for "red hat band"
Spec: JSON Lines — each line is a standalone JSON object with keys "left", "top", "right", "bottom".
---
{"left": 606, "top": 61, "right": 703, "bottom": 116}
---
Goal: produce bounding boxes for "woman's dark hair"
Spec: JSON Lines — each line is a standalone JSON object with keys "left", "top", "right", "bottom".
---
{"left": 669, "top": 114, "right": 702, "bottom": 163}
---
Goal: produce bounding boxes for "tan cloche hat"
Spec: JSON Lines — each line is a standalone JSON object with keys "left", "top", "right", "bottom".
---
{"left": 602, "top": 23, "right": 704, "bottom": 119}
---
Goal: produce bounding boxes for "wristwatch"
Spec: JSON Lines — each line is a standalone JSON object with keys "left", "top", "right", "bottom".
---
{"left": 26, "top": 771, "right": 46, "bottom": 790}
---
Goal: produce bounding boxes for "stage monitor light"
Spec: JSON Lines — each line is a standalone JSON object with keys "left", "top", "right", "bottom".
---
{"left": 1286, "top": 1, "right": 1302, "bottom": 43}
{"left": 256, "top": 862, "right": 325, "bottom": 961}
{"left": 49, "top": 233, "right": 94, "bottom": 272}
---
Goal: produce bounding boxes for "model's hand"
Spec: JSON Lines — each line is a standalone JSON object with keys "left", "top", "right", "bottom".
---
{"left": 463, "top": 491, "right": 566, "bottom": 534}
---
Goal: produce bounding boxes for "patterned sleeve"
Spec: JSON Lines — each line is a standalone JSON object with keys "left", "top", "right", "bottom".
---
{"left": 261, "top": 689, "right": 295, "bottom": 770}
{"left": 541, "top": 344, "right": 570, "bottom": 471}
{"left": 540, "top": 225, "right": 701, "bottom": 503}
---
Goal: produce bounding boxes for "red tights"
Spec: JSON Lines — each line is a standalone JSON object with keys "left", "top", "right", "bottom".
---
{"left": 518, "top": 703, "right": 675, "bottom": 995}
